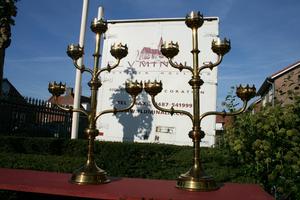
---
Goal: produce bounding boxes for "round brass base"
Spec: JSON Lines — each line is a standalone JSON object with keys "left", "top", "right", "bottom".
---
{"left": 70, "top": 164, "right": 110, "bottom": 185}
{"left": 176, "top": 174, "right": 219, "bottom": 191}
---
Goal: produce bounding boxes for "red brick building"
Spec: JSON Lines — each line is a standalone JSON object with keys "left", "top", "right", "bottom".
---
{"left": 257, "top": 60, "right": 300, "bottom": 107}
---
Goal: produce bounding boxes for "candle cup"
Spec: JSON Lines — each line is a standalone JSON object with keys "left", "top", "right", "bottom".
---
{"left": 110, "top": 43, "right": 128, "bottom": 59}
{"left": 144, "top": 80, "right": 163, "bottom": 96}
{"left": 161, "top": 41, "right": 179, "bottom": 59}
{"left": 90, "top": 18, "right": 108, "bottom": 34}
{"left": 211, "top": 38, "right": 231, "bottom": 55}
{"left": 125, "top": 80, "right": 143, "bottom": 96}
{"left": 185, "top": 11, "right": 204, "bottom": 29}
{"left": 48, "top": 82, "right": 66, "bottom": 97}
{"left": 236, "top": 84, "right": 256, "bottom": 102}
{"left": 67, "top": 44, "right": 84, "bottom": 60}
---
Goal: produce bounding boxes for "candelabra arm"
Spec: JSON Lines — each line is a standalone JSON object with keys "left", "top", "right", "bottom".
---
{"left": 151, "top": 95, "right": 193, "bottom": 121}
{"left": 52, "top": 96, "right": 89, "bottom": 116}
{"left": 72, "top": 108, "right": 89, "bottom": 117}
{"left": 199, "top": 55, "right": 223, "bottom": 72}
{"left": 72, "top": 60, "right": 93, "bottom": 75}
{"left": 199, "top": 100, "right": 247, "bottom": 122}
{"left": 95, "top": 94, "right": 137, "bottom": 121}
{"left": 96, "top": 59, "right": 121, "bottom": 77}
{"left": 50, "top": 96, "right": 72, "bottom": 112}
{"left": 168, "top": 58, "right": 193, "bottom": 73}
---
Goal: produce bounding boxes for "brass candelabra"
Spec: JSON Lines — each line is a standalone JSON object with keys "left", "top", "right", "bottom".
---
{"left": 48, "top": 16, "right": 143, "bottom": 185}
{"left": 143, "top": 11, "right": 256, "bottom": 191}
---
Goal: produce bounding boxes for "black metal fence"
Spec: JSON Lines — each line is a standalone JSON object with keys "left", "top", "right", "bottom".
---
{"left": 0, "top": 97, "right": 87, "bottom": 138}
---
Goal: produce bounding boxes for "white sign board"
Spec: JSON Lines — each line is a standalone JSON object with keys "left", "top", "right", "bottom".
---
{"left": 97, "top": 18, "right": 219, "bottom": 146}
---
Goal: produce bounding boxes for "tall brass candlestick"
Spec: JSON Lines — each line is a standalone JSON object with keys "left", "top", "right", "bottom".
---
{"left": 144, "top": 11, "right": 256, "bottom": 191}
{"left": 48, "top": 14, "right": 143, "bottom": 185}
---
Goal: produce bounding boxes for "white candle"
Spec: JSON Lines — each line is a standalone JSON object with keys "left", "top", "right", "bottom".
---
{"left": 97, "top": 6, "right": 104, "bottom": 20}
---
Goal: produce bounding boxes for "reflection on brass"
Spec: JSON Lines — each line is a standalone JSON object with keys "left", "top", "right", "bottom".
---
{"left": 144, "top": 11, "right": 256, "bottom": 191}
{"left": 48, "top": 11, "right": 142, "bottom": 185}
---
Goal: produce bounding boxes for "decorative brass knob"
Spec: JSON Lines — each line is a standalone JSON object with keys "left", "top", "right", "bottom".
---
{"left": 185, "top": 11, "right": 204, "bottom": 29}
{"left": 125, "top": 80, "right": 143, "bottom": 96}
{"left": 161, "top": 41, "right": 179, "bottom": 59}
{"left": 144, "top": 80, "right": 163, "bottom": 96}
{"left": 211, "top": 38, "right": 231, "bottom": 55}
{"left": 67, "top": 44, "right": 84, "bottom": 60}
{"left": 110, "top": 43, "right": 128, "bottom": 60}
{"left": 90, "top": 18, "right": 108, "bottom": 34}
{"left": 48, "top": 82, "right": 66, "bottom": 97}
{"left": 236, "top": 84, "right": 256, "bottom": 102}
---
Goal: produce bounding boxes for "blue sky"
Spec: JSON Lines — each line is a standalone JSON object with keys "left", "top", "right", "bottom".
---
{"left": 4, "top": 0, "right": 300, "bottom": 109}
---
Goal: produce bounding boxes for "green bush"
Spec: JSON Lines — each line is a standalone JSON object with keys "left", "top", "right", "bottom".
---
{"left": 225, "top": 97, "right": 300, "bottom": 199}
{"left": 0, "top": 136, "right": 241, "bottom": 182}
{"left": 0, "top": 135, "right": 268, "bottom": 199}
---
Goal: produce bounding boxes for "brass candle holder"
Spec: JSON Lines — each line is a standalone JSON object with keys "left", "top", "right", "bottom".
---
{"left": 48, "top": 16, "right": 143, "bottom": 185}
{"left": 144, "top": 11, "right": 256, "bottom": 191}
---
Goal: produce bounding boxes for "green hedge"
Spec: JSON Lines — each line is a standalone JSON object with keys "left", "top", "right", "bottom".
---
{"left": 0, "top": 136, "right": 241, "bottom": 182}
{"left": 0, "top": 136, "right": 260, "bottom": 199}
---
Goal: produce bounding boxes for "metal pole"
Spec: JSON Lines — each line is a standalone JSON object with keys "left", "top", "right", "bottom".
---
{"left": 71, "top": 0, "right": 89, "bottom": 139}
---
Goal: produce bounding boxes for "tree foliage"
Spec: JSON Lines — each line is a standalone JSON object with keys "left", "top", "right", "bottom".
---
{"left": 222, "top": 86, "right": 239, "bottom": 112}
{"left": 225, "top": 96, "right": 300, "bottom": 199}
{"left": 0, "top": 0, "right": 18, "bottom": 49}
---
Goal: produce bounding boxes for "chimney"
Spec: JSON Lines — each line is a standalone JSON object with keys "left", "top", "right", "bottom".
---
{"left": 65, "top": 87, "right": 74, "bottom": 96}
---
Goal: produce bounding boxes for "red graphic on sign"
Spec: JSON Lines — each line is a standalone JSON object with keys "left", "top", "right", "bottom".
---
{"left": 138, "top": 37, "right": 164, "bottom": 60}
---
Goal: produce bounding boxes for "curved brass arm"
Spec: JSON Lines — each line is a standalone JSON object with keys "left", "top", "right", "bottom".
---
{"left": 199, "top": 100, "right": 247, "bottom": 122}
{"left": 151, "top": 95, "right": 193, "bottom": 121}
{"left": 95, "top": 94, "right": 137, "bottom": 121}
{"left": 73, "top": 60, "right": 93, "bottom": 75}
{"left": 199, "top": 55, "right": 223, "bottom": 72}
{"left": 52, "top": 97, "right": 89, "bottom": 116}
{"left": 55, "top": 103, "right": 72, "bottom": 112}
{"left": 168, "top": 58, "right": 193, "bottom": 73}
{"left": 72, "top": 108, "right": 89, "bottom": 117}
{"left": 96, "top": 59, "right": 120, "bottom": 77}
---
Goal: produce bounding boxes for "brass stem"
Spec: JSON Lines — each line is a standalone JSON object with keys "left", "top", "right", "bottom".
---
{"left": 87, "top": 134, "right": 95, "bottom": 164}
{"left": 93, "top": 33, "right": 101, "bottom": 75}
{"left": 191, "top": 26, "right": 202, "bottom": 174}
{"left": 192, "top": 28, "right": 199, "bottom": 76}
